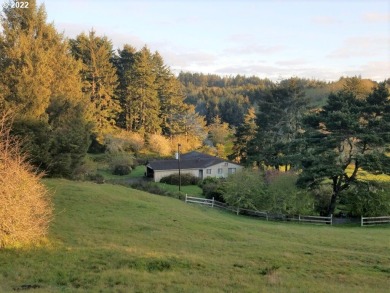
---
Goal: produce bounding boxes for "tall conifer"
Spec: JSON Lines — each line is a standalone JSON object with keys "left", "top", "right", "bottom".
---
{"left": 70, "top": 31, "right": 119, "bottom": 136}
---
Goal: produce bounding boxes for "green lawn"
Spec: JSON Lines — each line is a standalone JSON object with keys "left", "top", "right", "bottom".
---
{"left": 0, "top": 179, "right": 389, "bottom": 292}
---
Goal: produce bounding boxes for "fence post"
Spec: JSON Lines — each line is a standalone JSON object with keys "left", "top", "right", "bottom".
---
{"left": 361, "top": 216, "right": 363, "bottom": 227}
{"left": 185, "top": 194, "right": 187, "bottom": 203}
{"left": 212, "top": 197, "right": 214, "bottom": 208}
{"left": 236, "top": 207, "right": 240, "bottom": 215}
{"left": 299, "top": 214, "right": 301, "bottom": 223}
{"left": 330, "top": 214, "right": 333, "bottom": 226}
{"left": 266, "top": 212, "right": 268, "bottom": 221}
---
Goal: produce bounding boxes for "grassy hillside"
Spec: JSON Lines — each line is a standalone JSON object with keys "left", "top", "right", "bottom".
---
{"left": 0, "top": 180, "right": 389, "bottom": 292}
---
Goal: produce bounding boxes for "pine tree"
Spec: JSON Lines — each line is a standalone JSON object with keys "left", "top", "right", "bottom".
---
{"left": 0, "top": 0, "right": 91, "bottom": 176}
{"left": 126, "top": 46, "right": 160, "bottom": 134}
{"left": 152, "top": 51, "right": 189, "bottom": 136}
{"left": 70, "top": 31, "right": 119, "bottom": 136}
{"left": 248, "top": 78, "right": 308, "bottom": 169}
{"left": 230, "top": 107, "right": 257, "bottom": 163}
{"left": 0, "top": 0, "right": 58, "bottom": 118}
{"left": 114, "top": 44, "right": 136, "bottom": 130}
{"left": 298, "top": 83, "right": 390, "bottom": 215}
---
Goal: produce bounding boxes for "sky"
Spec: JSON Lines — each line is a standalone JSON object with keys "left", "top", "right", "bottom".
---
{"left": 33, "top": 0, "right": 390, "bottom": 81}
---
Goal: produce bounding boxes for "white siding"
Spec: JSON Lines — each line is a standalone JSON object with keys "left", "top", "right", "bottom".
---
{"left": 201, "top": 162, "right": 243, "bottom": 179}
{"left": 153, "top": 162, "right": 243, "bottom": 182}
{"left": 154, "top": 169, "right": 199, "bottom": 182}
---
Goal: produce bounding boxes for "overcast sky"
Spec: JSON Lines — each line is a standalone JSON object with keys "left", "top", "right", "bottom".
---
{"left": 36, "top": 0, "right": 389, "bottom": 81}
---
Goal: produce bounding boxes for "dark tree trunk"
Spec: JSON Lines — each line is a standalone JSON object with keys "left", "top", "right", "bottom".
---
{"left": 326, "top": 191, "right": 338, "bottom": 216}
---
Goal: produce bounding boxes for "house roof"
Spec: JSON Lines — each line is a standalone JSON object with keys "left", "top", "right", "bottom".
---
{"left": 147, "top": 151, "right": 238, "bottom": 171}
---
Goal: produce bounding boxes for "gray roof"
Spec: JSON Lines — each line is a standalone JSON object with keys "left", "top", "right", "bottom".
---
{"left": 147, "top": 151, "right": 236, "bottom": 171}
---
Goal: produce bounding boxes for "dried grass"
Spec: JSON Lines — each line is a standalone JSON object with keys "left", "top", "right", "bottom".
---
{"left": 0, "top": 112, "right": 53, "bottom": 248}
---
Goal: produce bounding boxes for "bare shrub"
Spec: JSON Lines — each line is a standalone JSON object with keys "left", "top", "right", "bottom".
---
{"left": 0, "top": 112, "right": 53, "bottom": 248}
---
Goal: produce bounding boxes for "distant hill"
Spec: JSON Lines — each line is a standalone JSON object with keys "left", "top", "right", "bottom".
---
{"left": 178, "top": 72, "right": 381, "bottom": 125}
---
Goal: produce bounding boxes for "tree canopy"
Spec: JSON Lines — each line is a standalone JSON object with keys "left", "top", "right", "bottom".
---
{"left": 297, "top": 82, "right": 390, "bottom": 215}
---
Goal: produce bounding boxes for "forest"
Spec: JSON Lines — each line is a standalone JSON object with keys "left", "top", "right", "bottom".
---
{"left": 1, "top": 0, "right": 390, "bottom": 219}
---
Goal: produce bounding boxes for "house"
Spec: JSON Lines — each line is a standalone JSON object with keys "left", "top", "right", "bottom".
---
{"left": 146, "top": 151, "right": 243, "bottom": 182}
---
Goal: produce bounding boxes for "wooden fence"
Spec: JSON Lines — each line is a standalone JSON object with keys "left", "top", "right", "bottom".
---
{"left": 185, "top": 195, "right": 332, "bottom": 225}
{"left": 361, "top": 216, "right": 390, "bottom": 227}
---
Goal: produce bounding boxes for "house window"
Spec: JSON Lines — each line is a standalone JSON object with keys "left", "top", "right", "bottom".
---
{"left": 224, "top": 162, "right": 228, "bottom": 167}
{"left": 218, "top": 168, "right": 223, "bottom": 174}
{"left": 228, "top": 168, "right": 236, "bottom": 174}
{"left": 206, "top": 169, "right": 212, "bottom": 174}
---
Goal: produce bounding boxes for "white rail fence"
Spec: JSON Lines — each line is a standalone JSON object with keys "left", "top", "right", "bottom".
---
{"left": 185, "top": 195, "right": 332, "bottom": 225}
{"left": 361, "top": 216, "right": 390, "bottom": 227}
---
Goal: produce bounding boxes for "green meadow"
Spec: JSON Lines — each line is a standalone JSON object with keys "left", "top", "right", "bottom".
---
{"left": 0, "top": 179, "right": 389, "bottom": 292}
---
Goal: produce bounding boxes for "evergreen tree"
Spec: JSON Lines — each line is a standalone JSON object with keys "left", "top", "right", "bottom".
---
{"left": 230, "top": 107, "right": 257, "bottom": 163}
{"left": 70, "top": 31, "right": 119, "bottom": 136}
{"left": 248, "top": 78, "right": 309, "bottom": 169}
{"left": 0, "top": 0, "right": 91, "bottom": 177}
{"left": 297, "top": 83, "right": 390, "bottom": 215}
{"left": 113, "top": 44, "right": 136, "bottom": 130}
{"left": 152, "top": 51, "right": 189, "bottom": 136}
{"left": 0, "top": 0, "right": 59, "bottom": 118}
{"left": 126, "top": 46, "right": 160, "bottom": 134}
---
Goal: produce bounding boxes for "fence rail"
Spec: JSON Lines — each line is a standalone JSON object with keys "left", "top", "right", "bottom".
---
{"left": 185, "top": 195, "right": 332, "bottom": 225}
{"left": 361, "top": 216, "right": 390, "bottom": 226}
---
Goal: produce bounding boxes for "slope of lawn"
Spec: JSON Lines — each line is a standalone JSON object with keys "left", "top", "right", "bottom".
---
{"left": 0, "top": 179, "right": 389, "bottom": 292}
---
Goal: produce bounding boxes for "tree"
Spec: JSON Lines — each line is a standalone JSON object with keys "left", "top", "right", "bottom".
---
{"left": 248, "top": 78, "right": 309, "bottom": 169}
{"left": 0, "top": 111, "right": 52, "bottom": 248}
{"left": 113, "top": 44, "right": 136, "bottom": 131}
{"left": 0, "top": 0, "right": 91, "bottom": 176}
{"left": 152, "top": 51, "right": 189, "bottom": 137}
{"left": 297, "top": 83, "right": 390, "bottom": 215}
{"left": 222, "top": 169, "right": 266, "bottom": 210}
{"left": 70, "top": 31, "right": 119, "bottom": 136}
{"left": 230, "top": 107, "right": 257, "bottom": 163}
{"left": 208, "top": 115, "right": 232, "bottom": 146}
{"left": 125, "top": 46, "right": 160, "bottom": 134}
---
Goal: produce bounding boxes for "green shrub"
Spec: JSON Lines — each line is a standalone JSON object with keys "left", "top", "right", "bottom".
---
{"left": 160, "top": 173, "right": 199, "bottom": 186}
{"left": 87, "top": 173, "right": 105, "bottom": 184}
{"left": 266, "top": 171, "right": 315, "bottom": 215}
{"left": 129, "top": 181, "right": 183, "bottom": 199}
{"left": 343, "top": 182, "right": 390, "bottom": 217}
{"left": 113, "top": 165, "right": 131, "bottom": 176}
{"left": 199, "top": 177, "right": 225, "bottom": 202}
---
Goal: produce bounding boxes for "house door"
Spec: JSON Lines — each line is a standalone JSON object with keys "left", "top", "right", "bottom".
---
{"left": 198, "top": 169, "right": 203, "bottom": 179}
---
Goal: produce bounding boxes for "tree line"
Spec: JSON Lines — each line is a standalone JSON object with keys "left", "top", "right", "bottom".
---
{"left": 1, "top": 1, "right": 389, "bottom": 216}
{"left": 0, "top": 0, "right": 206, "bottom": 177}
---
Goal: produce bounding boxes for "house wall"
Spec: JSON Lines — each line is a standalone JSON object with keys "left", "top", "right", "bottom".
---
{"left": 153, "top": 162, "right": 243, "bottom": 182}
{"left": 154, "top": 169, "right": 199, "bottom": 182}
{"left": 201, "top": 162, "right": 243, "bottom": 179}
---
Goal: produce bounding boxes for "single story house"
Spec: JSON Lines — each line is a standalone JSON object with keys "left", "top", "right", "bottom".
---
{"left": 146, "top": 151, "right": 243, "bottom": 182}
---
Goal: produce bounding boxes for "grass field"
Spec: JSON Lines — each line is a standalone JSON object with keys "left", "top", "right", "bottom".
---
{"left": 0, "top": 179, "right": 389, "bottom": 292}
